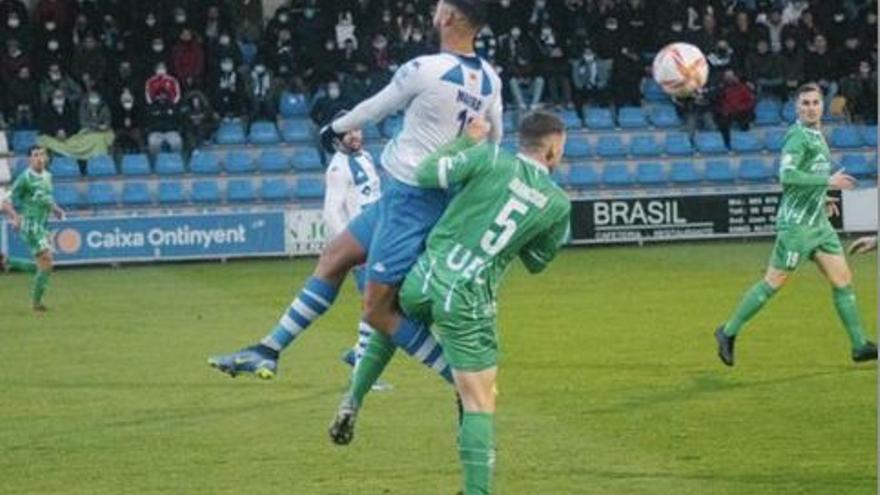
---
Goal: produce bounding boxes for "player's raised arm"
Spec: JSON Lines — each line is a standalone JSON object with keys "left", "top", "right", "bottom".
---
{"left": 322, "top": 156, "right": 351, "bottom": 238}
{"left": 519, "top": 204, "right": 572, "bottom": 274}
{"left": 415, "top": 116, "right": 492, "bottom": 189}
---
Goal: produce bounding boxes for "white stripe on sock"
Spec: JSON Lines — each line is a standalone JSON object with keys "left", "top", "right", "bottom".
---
{"left": 302, "top": 289, "right": 330, "bottom": 308}
{"left": 414, "top": 338, "right": 436, "bottom": 362}
{"left": 279, "top": 314, "right": 302, "bottom": 334}
{"left": 292, "top": 299, "right": 318, "bottom": 321}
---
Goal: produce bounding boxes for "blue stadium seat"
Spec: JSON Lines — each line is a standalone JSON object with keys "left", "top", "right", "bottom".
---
{"left": 295, "top": 177, "right": 325, "bottom": 200}
{"left": 730, "top": 131, "right": 763, "bottom": 152}
{"left": 257, "top": 149, "right": 291, "bottom": 172}
{"left": 121, "top": 154, "right": 151, "bottom": 176}
{"left": 238, "top": 40, "right": 259, "bottom": 65}
{"left": 12, "top": 157, "right": 27, "bottom": 177}
{"left": 260, "top": 178, "right": 290, "bottom": 202}
{"left": 618, "top": 106, "right": 648, "bottom": 129}
{"left": 781, "top": 100, "right": 796, "bottom": 123}
{"left": 11, "top": 130, "right": 38, "bottom": 153}
{"left": 738, "top": 158, "right": 771, "bottom": 182}
{"left": 860, "top": 125, "right": 877, "bottom": 147}
{"left": 642, "top": 78, "right": 668, "bottom": 102}
{"left": 86, "top": 154, "right": 116, "bottom": 177}
{"left": 280, "top": 119, "right": 312, "bottom": 142}
{"left": 189, "top": 151, "right": 222, "bottom": 175}
{"left": 293, "top": 149, "right": 322, "bottom": 171}
{"left": 49, "top": 156, "right": 80, "bottom": 178}
{"left": 561, "top": 110, "right": 581, "bottom": 129}
{"left": 754, "top": 99, "right": 782, "bottom": 126}
{"left": 224, "top": 151, "right": 256, "bottom": 174}
{"left": 601, "top": 163, "right": 632, "bottom": 187}
{"left": 585, "top": 108, "right": 615, "bottom": 130}
{"left": 830, "top": 127, "right": 864, "bottom": 149}
{"left": 248, "top": 121, "right": 281, "bottom": 145}
{"left": 122, "top": 182, "right": 152, "bottom": 206}
{"left": 158, "top": 181, "right": 186, "bottom": 205}
{"left": 840, "top": 154, "right": 872, "bottom": 178}
{"left": 595, "top": 136, "right": 626, "bottom": 158}
{"left": 704, "top": 159, "right": 735, "bottom": 183}
{"left": 503, "top": 112, "right": 517, "bottom": 133}
{"left": 648, "top": 105, "right": 681, "bottom": 128}
{"left": 87, "top": 182, "right": 117, "bottom": 207}
{"left": 227, "top": 178, "right": 256, "bottom": 203}
{"left": 636, "top": 162, "right": 666, "bottom": 185}
{"left": 564, "top": 137, "right": 590, "bottom": 159}
{"left": 567, "top": 165, "right": 599, "bottom": 188}
{"left": 664, "top": 132, "right": 693, "bottom": 156}
{"left": 695, "top": 131, "right": 727, "bottom": 155}
{"left": 191, "top": 180, "right": 221, "bottom": 204}
{"left": 669, "top": 161, "right": 701, "bottom": 184}
{"left": 53, "top": 184, "right": 81, "bottom": 208}
{"left": 500, "top": 136, "right": 518, "bottom": 152}
{"left": 764, "top": 129, "right": 786, "bottom": 152}
{"left": 215, "top": 120, "right": 247, "bottom": 145}
{"left": 630, "top": 135, "right": 661, "bottom": 157}
{"left": 279, "top": 92, "right": 309, "bottom": 118}
{"left": 155, "top": 153, "right": 185, "bottom": 175}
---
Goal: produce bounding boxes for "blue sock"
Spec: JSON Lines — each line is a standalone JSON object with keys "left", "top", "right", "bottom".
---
{"left": 391, "top": 316, "right": 453, "bottom": 384}
{"left": 261, "top": 277, "right": 339, "bottom": 352}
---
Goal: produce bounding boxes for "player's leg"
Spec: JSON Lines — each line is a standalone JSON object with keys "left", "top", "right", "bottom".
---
{"left": 715, "top": 232, "right": 798, "bottom": 365}
{"left": 0, "top": 252, "right": 37, "bottom": 273}
{"left": 455, "top": 368, "right": 498, "bottom": 495}
{"left": 32, "top": 247, "right": 53, "bottom": 311}
{"left": 208, "top": 210, "right": 374, "bottom": 378}
{"left": 813, "top": 251, "right": 877, "bottom": 361}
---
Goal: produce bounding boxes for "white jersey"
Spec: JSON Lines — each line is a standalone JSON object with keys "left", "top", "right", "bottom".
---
{"left": 322, "top": 150, "right": 381, "bottom": 238}
{"left": 332, "top": 52, "right": 503, "bottom": 186}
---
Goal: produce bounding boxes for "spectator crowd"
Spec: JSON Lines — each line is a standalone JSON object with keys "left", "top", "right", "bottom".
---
{"left": 0, "top": 0, "right": 874, "bottom": 159}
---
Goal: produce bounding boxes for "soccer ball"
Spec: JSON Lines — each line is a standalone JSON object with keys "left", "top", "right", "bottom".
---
{"left": 652, "top": 42, "right": 709, "bottom": 98}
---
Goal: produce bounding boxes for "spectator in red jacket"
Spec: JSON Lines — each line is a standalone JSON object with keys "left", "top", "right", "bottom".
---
{"left": 145, "top": 62, "right": 181, "bottom": 105}
{"left": 171, "top": 28, "right": 205, "bottom": 90}
{"left": 714, "top": 70, "right": 756, "bottom": 147}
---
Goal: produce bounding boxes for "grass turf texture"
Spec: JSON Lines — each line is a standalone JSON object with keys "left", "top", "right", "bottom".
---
{"left": 0, "top": 241, "right": 875, "bottom": 494}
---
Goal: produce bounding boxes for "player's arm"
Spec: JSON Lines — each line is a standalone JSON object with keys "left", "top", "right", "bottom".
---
{"left": 519, "top": 203, "right": 571, "bottom": 274}
{"left": 415, "top": 117, "right": 493, "bottom": 189}
{"left": 330, "top": 59, "right": 425, "bottom": 134}
{"left": 322, "top": 156, "right": 350, "bottom": 238}
{"left": 4, "top": 174, "right": 23, "bottom": 227}
{"left": 486, "top": 92, "right": 504, "bottom": 144}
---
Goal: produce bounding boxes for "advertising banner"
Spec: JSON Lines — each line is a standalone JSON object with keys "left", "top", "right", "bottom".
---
{"left": 4, "top": 212, "right": 286, "bottom": 264}
{"left": 284, "top": 209, "right": 328, "bottom": 256}
{"left": 570, "top": 191, "right": 845, "bottom": 244}
{"left": 841, "top": 188, "right": 878, "bottom": 233}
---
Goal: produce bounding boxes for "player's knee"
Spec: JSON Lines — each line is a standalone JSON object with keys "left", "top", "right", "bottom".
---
{"left": 830, "top": 267, "right": 853, "bottom": 288}
{"left": 315, "top": 235, "right": 363, "bottom": 283}
{"left": 764, "top": 270, "right": 788, "bottom": 289}
{"left": 457, "top": 384, "right": 496, "bottom": 413}
{"left": 362, "top": 289, "right": 397, "bottom": 333}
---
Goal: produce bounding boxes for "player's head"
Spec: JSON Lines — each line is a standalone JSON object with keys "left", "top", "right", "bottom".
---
{"left": 795, "top": 83, "right": 823, "bottom": 126}
{"left": 332, "top": 110, "right": 364, "bottom": 154}
{"left": 518, "top": 110, "right": 567, "bottom": 170}
{"left": 433, "top": 0, "right": 486, "bottom": 39}
{"left": 28, "top": 145, "right": 48, "bottom": 172}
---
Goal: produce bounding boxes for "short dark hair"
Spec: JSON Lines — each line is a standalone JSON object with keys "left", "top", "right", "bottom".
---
{"left": 796, "top": 82, "right": 823, "bottom": 99}
{"left": 518, "top": 111, "right": 565, "bottom": 151}
{"left": 28, "top": 145, "right": 46, "bottom": 157}
{"left": 444, "top": 0, "right": 487, "bottom": 29}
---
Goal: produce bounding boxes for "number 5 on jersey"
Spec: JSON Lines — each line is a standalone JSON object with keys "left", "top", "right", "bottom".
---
{"left": 481, "top": 198, "right": 529, "bottom": 256}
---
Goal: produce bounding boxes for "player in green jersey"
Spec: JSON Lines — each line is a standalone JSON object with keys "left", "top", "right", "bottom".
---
{"left": 330, "top": 111, "right": 571, "bottom": 495}
{"left": 0, "top": 146, "right": 64, "bottom": 311}
{"left": 715, "top": 83, "right": 877, "bottom": 365}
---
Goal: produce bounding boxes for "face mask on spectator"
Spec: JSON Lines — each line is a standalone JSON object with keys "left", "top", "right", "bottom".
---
{"left": 153, "top": 42, "right": 164, "bottom": 53}
{"left": 53, "top": 97, "right": 65, "bottom": 108}
{"left": 48, "top": 40, "right": 59, "bottom": 52}
{"left": 475, "top": 40, "right": 485, "bottom": 51}
{"left": 511, "top": 28, "right": 521, "bottom": 39}
{"left": 412, "top": 32, "right": 423, "bottom": 42}
{"left": 868, "top": 14, "right": 877, "bottom": 24}
{"left": 219, "top": 35, "right": 231, "bottom": 46}
{"left": 221, "top": 61, "right": 234, "bottom": 72}
{"left": 9, "top": 47, "right": 21, "bottom": 57}
{"left": 374, "top": 37, "right": 387, "bottom": 50}
{"left": 88, "top": 94, "right": 100, "bottom": 105}
{"left": 45, "top": 21, "right": 56, "bottom": 31}
{"left": 146, "top": 15, "right": 157, "bottom": 27}
{"left": 304, "top": 8, "right": 316, "bottom": 19}
{"left": 582, "top": 49, "right": 595, "bottom": 62}
{"left": 49, "top": 69, "right": 61, "bottom": 81}
{"left": 671, "top": 22, "right": 683, "bottom": 33}
{"left": 279, "top": 13, "right": 289, "bottom": 23}
{"left": 175, "top": 14, "right": 187, "bottom": 24}
{"left": 535, "top": 0, "right": 546, "bottom": 9}
{"left": 328, "top": 85, "right": 341, "bottom": 99}
{"left": 833, "top": 13, "right": 845, "bottom": 23}
{"left": 325, "top": 41, "right": 335, "bottom": 51}
{"left": 122, "top": 98, "right": 134, "bottom": 110}
{"left": 500, "top": 0, "right": 510, "bottom": 6}
{"left": 8, "top": 17, "right": 19, "bottom": 28}
{"left": 605, "top": 20, "right": 618, "bottom": 31}
{"left": 254, "top": 64, "right": 266, "bottom": 75}
{"left": 156, "top": 65, "right": 167, "bottom": 76}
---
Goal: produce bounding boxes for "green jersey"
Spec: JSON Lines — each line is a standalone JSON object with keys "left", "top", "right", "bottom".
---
{"left": 11, "top": 168, "right": 54, "bottom": 227}
{"left": 776, "top": 122, "right": 833, "bottom": 229}
{"left": 413, "top": 137, "right": 571, "bottom": 304}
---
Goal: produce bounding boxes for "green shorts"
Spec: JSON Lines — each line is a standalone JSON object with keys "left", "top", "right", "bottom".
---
{"left": 770, "top": 225, "right": 843, "bottom": 271}
{"left": 21, "top": 219, "right": 52, "bottom": 257}
{"left": 400, "top": 267, "right": 498, "bottom": 372}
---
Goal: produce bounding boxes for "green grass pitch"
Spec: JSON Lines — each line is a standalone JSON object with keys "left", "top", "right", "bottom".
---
{"left": 1, "top": 241, "right": 876, "bottom": 494}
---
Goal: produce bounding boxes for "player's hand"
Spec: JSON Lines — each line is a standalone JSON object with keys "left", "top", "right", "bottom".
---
{"left": 828, "top": 170, "right": 856, "bottom": 190}
{"left": 465, "top": 115, "right": 490, "bottom": 142}
{"left": 824, "top": 196, "right": 840, "bottom": 218}
{"left": 319, "top": 124, "right": 345, "bottom": 153}
{"left": 848, "top": 236, "right": 878, "bottom": 255}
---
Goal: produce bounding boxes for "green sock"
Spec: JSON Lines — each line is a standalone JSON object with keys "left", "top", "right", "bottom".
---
{"left": 459, "top": 412, "right": 495, "bottom": 495}
{"left": 7, "top": 257, "right": 37, "bottom": 273}
{"left": 349, "top": 331, "right": 396, "bottom": 406}
{"left": 32, "top": 270, "right": 50, "bottom": 305}
{"left": 832, "top": 285, "right": 868, "bottom": 349}
{"left": 723, "top": 280, "right": 777, "bottom": 337}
